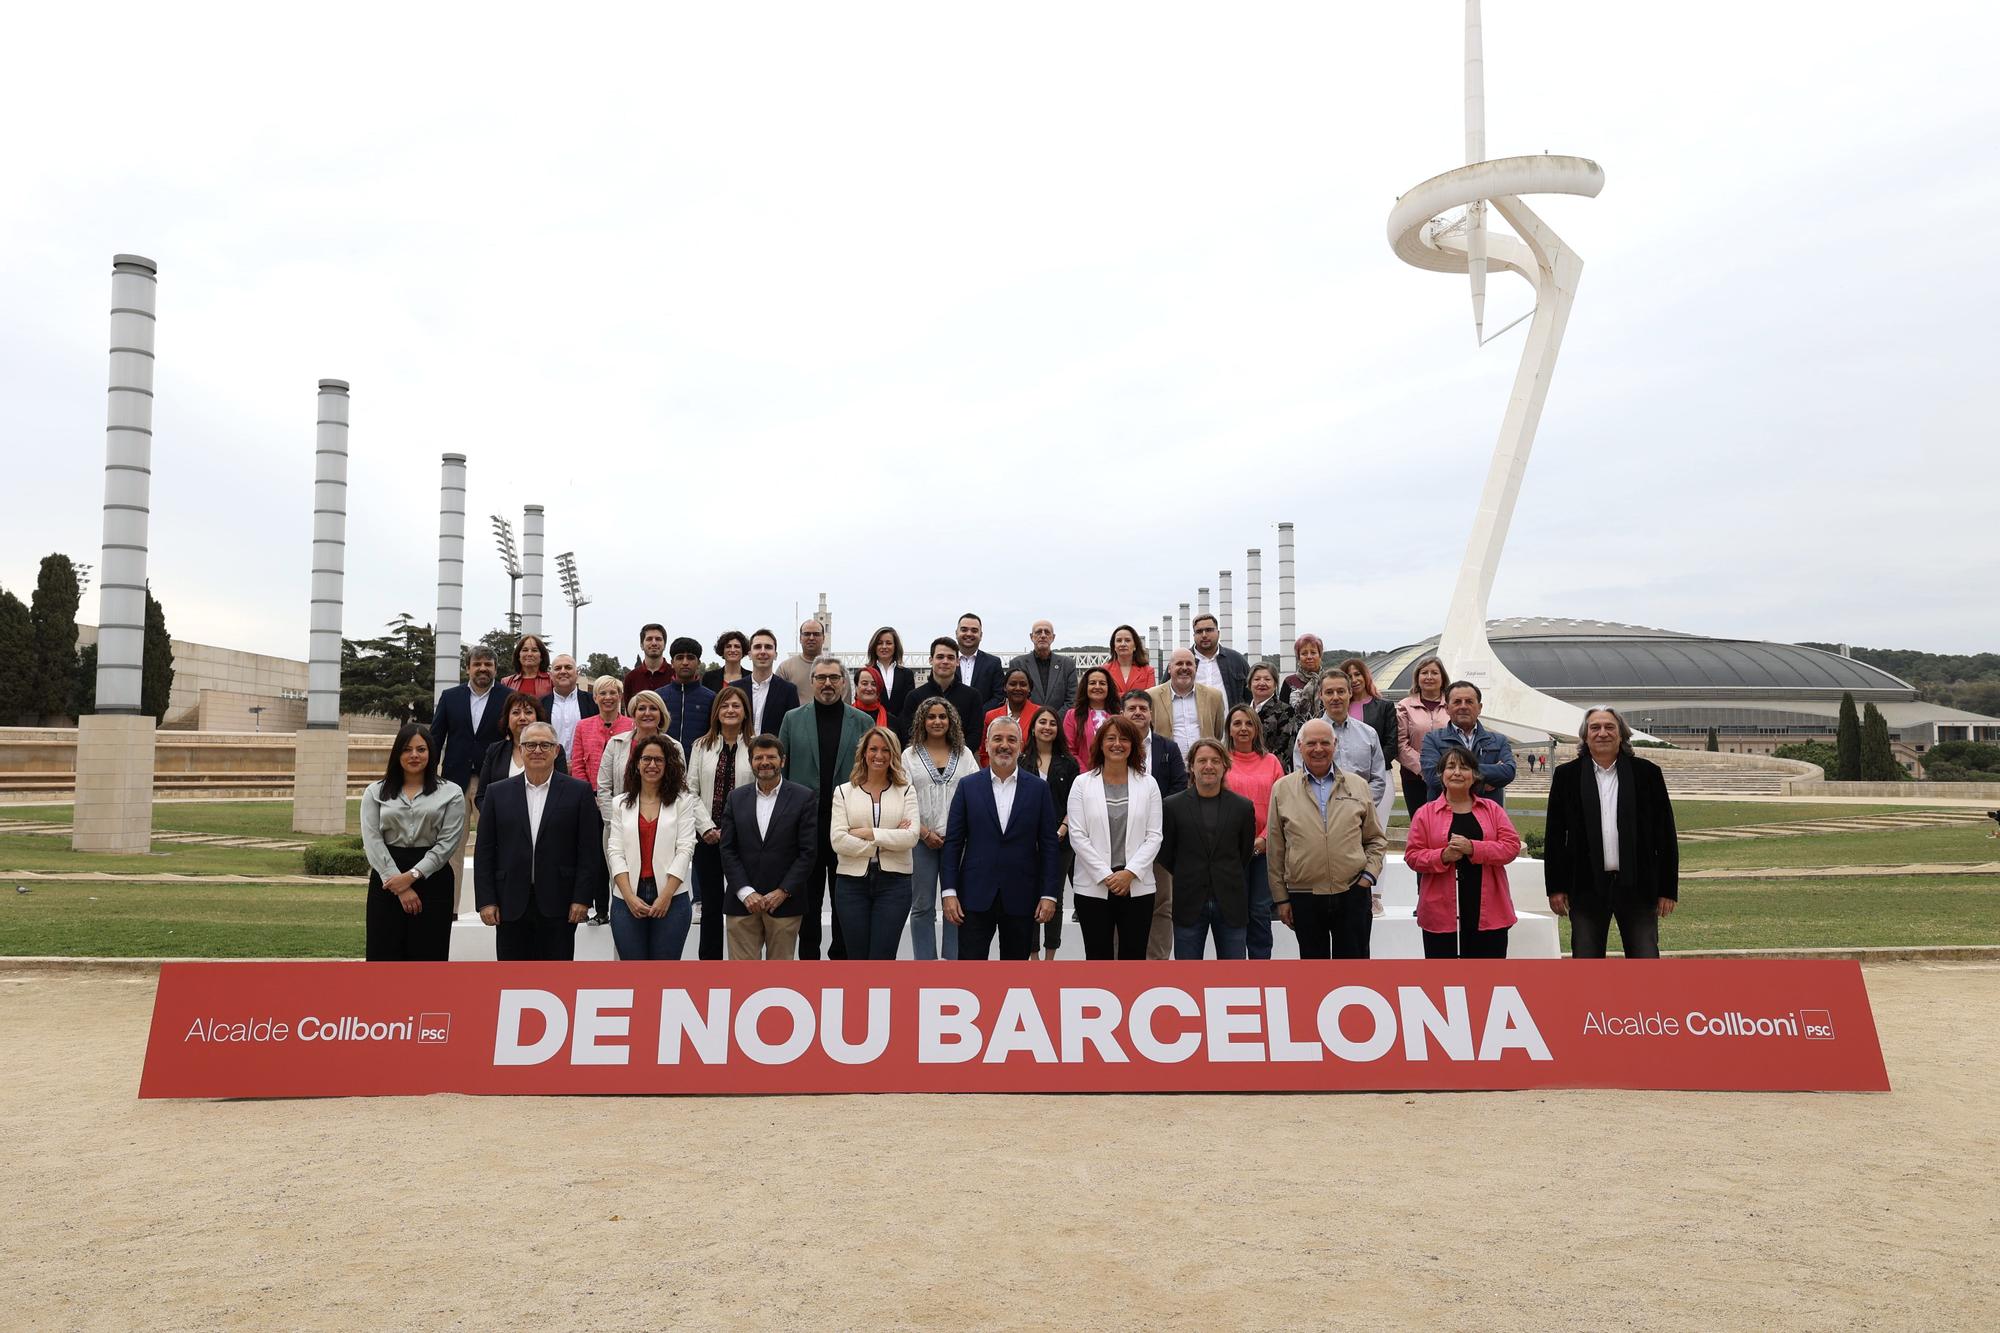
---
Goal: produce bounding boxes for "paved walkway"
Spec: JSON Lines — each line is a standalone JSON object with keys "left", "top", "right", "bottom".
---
{"left": 1682, "top": 861, "right": 2000, "bottom": 880}
{"left": 1677, "top": 810, "right": 1991, "bottom": 843}
{"left": 0, "top": 821, "right": 312, "bottom": 851}
{"left": 5, "top": 870, "right": 351, "bottom": 885}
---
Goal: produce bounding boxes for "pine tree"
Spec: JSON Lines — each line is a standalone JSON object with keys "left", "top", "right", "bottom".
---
{"left": 1705, "top": 726, "right": 1719, "bottom": 752}
{"left": 28, "top": 554, "right": 81, "bottom": 721}
{"left": 1835, "top": 692, "right": 1863, "bottom": 780}
{"left": 0, "top": 585, "right": 34, "bottom": 723}
{"left": 140, "top": 585, "right": 175, "bottom": 723}
{"left": 1860, "top": 703, "right": 1901, "bottom": 781}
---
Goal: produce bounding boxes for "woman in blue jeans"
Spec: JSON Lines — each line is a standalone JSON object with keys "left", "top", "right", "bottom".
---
{"left": 902, "top": 699, "right": 979, "bottom": 960}
{"left": 830, "top": 727, "right": 921, "bottom": 960}
{"left": 604, "top": 733, "right": 700, "bottom": 960}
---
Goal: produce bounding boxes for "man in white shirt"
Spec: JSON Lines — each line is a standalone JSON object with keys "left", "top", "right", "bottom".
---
{"left": 1189, "top": 613, "right": 1251, "bottom": 706}
{"left": 718, "top": 736, "right": 818, "bottom": 960}
{"left": 1544, "top": 707, "right": 1679, "bottom": 958}
{"left": 545, "top": 654, "right": 587, "bottom": 752}
{"left": 743, "top": 628, "right": 800, "bottom": 737}
{"left": 473, "top": 722, "right": 605, "bottom": 960}
{"left": 1146, "top": 650, "right": 1225, "bottom": 762}
{"left": 940, "top": 717, "right": 1061, "bottom": 960}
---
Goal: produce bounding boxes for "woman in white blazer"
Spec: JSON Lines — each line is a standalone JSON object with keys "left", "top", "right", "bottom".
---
{"left": 1066, "top": 714, "right": 1163, "bottom": 960}
{"left": 604, "top": 733, "right": 701, "bottom": 960}
{"left": 829, "top": 726, "right": 923, "bottom": 960}
{"left": 685, "top": 684, "right": 755, "bottom": 960}
{"left": 902, "top": 697, "right": 980, "bottom": 961}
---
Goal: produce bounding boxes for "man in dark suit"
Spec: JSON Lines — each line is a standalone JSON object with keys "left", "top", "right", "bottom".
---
{"left": 776, "top": 657, "right": 874, "bottom": 960}
{"left": 1008, "top": 619, "right": 1079, "bottom": 714}
{"left": 956, "top": 612, "right": 1007, "bottom": 705}
{"left": 430, "top": 645, "right": 513, "bottom": 910}
{"left": 940, "top": 715, "right": 1061, "bottom": 960}
{"left": 474, "top": 722, "right": 605, "bottom": 960}
{"left": 1121, "top": 689, "right": 1187, "bottom": 960}
{"left": 1190, "top": 613, "right": 1252, "bottom": 707}
{"left": 1544, "top": 707, "right": 1679, "bottom": 958}
{"left": 744, "top": 628, "right": 800, "bottom": 737}
{"left": 1158, "top": 739, "right": 1258, "bottom": 959}
{"left": 718, "top": 734, "right": 818, "bottom": 960}
{"left": 897, "top": 638, "right": 985, "bottom": 748}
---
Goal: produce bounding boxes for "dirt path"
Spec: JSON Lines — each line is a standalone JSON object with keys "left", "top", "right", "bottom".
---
{"left": 5, "top": 964, "right": 1997, "bottom": 1331}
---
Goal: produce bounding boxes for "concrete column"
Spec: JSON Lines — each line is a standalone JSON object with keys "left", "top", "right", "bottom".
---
{"left": 1196, "top": 587, "right": 1210, "bottom": 626}
{"left": 1247, "top": 548, "right": 1264, "bottom": 662}
{"left": 1177, "top": 603, "right": 1190, "bottom": 651}
{"left": 1147, "top": 627, "right": 1160, "bottom": 663}
{"left": 816, "top": 592, "right": 831, "bottom": 648}
{"left": 1218, "top": 570, "right": 1233, "bottom": 648}
{"left": 295, "top": 379, "right": 351, "bottom": 836}
{"left": 433, "top": 454, "right": 467, "bottom": 701}
{"left": 1278, "top": 521, "right": 1296, "bottom": 677}
{"left": 74, "top": 254, "right": 160, "bottom": 854}
{"left": 1160, "top": 615, "right": 1173, "bottom": 656}
{"left": 520, "top": 504, "right": 544, "bottom": 638}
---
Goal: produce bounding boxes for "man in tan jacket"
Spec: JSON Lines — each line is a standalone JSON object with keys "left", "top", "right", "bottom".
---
{"left": 1266, "top": 718, "right": 1388, "bottom": 959}
{"left": 1147, "top": 649, "right": 1225, "bottom": 759}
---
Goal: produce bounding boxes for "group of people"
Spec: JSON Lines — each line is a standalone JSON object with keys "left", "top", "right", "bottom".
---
{"left": 358, "top": 614, "right": 1680, "bottom": 963}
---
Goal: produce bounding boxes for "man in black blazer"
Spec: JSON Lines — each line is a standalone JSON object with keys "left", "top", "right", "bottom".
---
{"left": 897, "top": 638, "right": 985, "bottom": 749}
{"left": 474, "top": 722, "right": 605, "bottom": 961}
{"left": 1008, "top": 620, "right": 1079, "bottom": 714}
{"left": 1158, "top": 739, "right": 1258, "bottom": 959}
{"left": 1544, "top": 707, "right": 1679, "bottom": 958}
{"left": 940, "top": 716, "right": 1061, "bottom": 960}
{"left": 1190, "top": 613, "right": 1252, "bottom": 707}
{"left": 429, "top": 645, "right": 514, "bottom": 792}
{"left": 744, "top": 628, "right": 801, "bottom": 737}
{"left": 1121, "top": 690, "right": 1187, "bottom": 960}
{"left": 718, "top": 735, "right": 818, "bottom": 960}
{"left": 956, "top": 612, "right": 1007, "bottom": 705}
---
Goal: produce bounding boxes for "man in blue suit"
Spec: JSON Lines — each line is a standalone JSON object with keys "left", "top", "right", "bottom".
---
{"left": 940, "top": 715, "right": 1061, "bottom": 960}
{"left": 429, "top": 645, "right": 514, "bottom": 792}
{"left": 474, "top": 722, "right": 605, "bottom": 960}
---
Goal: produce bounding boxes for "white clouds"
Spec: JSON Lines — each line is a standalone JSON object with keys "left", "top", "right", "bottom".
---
{"left": 1, "top": 2, "right": 1994, "bottom": 664}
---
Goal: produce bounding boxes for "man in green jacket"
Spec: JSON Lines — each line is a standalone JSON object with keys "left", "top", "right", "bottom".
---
{"left": 777, "top": 654, "right": 875, "bottom": 960}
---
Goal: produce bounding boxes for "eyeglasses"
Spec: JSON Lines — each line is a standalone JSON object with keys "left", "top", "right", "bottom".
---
{"left": 519, "top": 741, "right": 557, "bottom": 752}
{"left": 812, "top": 674, "right": 843, "bottom": 684}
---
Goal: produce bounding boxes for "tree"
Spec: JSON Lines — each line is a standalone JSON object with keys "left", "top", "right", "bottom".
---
{"left": 28, "top": 553, "right": 81, "bottom": 721}
{"left": 582, "top": 652, "right": 623, "bottom": 683}
{"left": 1836, "top": 692, "right": 1863, "bottom": 780}
{"left": 72, "top": 641, "right": 97, "bottom": 718}
{"left": 1774, "top": 740, "right": 1841, "bottom": 774}
{"left": 1859, "top": 703, "right": 1902, "bottom": 780}
{"left": 0, "top": 585, "right": 33, "bottom": 723}
{"left": 342, "top": 614, "right": 437, "bottom": 723}
{"left": 1922, "top": 740, "right": 2000, "bottom": 782}
{"left": 140, "top": 584, "right": 174, "bottom": 723}
{"left": 468, "top": 626, "right": 517, "bottom": 672}
{"left": 1704, "top": 726, "right": 1719, "bottom": 752}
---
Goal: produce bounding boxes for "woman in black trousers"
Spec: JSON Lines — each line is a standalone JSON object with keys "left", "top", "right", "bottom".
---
{"left": 1021, "top": 707, "right": 1080, "bottom": 959}
{"left": 360, "top": 723, "right": 467, "bottom": 961}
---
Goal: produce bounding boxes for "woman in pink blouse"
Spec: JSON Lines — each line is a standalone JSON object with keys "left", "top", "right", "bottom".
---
{"left": 1394, "top": 654, "right": 1451, "bottom": 819}
{"left": 570, "top": 674, "right": 635, "bottom": 789}
{"left": 1062, "top": 667, "right": 1119, "bottom": 763}
{"left": 1223, "top": 703, "right": 1286, "bottom": 959}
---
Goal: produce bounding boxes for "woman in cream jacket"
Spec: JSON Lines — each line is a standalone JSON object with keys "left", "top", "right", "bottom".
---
{"left": 604, "top": 733, "right": 701, "bottom": 960}
{"left": 1066, "top": 715, "right": 1164, "bottom": 961}
{"left": 829, "top": 726, "right": 923, "bottom": 960}
{"left": 685, "top": 684, "right": 755, "bottom": 959}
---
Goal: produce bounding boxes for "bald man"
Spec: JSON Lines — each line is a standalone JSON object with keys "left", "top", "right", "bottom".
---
{"left": 1008, "top": 620, "right": 1078, "bottom": 713}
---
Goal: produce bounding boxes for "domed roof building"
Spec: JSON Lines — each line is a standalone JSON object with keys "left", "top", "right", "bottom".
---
{"left": 1368, "top": 618, "right": 1998, "bottom": 760}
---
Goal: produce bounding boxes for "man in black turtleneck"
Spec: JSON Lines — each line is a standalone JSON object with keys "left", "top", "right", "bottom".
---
{"left": 777, "top": 655, "right": 873, "bottom": 960}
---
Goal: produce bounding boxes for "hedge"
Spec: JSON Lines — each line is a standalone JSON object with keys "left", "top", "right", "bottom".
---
{"left": 304, "top": 835, "right": 371, "bottom": 877}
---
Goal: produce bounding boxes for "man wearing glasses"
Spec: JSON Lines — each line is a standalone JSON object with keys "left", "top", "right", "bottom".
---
{"left": 475, "top": 721, "right": 606, "bottom": 960}
{"left": 776, "top": 656, "right": 874, "bottom": 960}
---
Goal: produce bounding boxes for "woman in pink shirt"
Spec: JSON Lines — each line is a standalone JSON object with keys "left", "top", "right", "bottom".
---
{"left": 571, "top": 674, "right": 635, "bottom": 789}
{"left": 1062, "top": 667, "right": 1119, "bottom": 762}
{"left": 1223, "top": 704, "right": 1286, "bottom": 960}
{"left": 1394, "top": 655, "right": 1451, "bottom": 818}
{"left": 1404, "top": 743, "right": 1520, "bottom": 957}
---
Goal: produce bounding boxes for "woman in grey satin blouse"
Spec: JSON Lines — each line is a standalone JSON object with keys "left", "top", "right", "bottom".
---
{"left": 360, "top": 723, "right": 467, "bottom": 961}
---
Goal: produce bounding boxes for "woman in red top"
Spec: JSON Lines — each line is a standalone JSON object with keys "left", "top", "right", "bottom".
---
{"left": 1404, "top": 744, "right": 1520, "bottom": 958}
{"left": 501, "top": 634, "right": 554, "bottom": 699}
{"left": 1223, "top": 704, "right": 1286, "bottom": 959}
{"left": 604, "top": 733, "right": 701, "bottom": 961}
{"left": 1104, "top": 624, "right": 1155, "bottom": 696}
{"left": 853, "top": 668, "right": 891, "bottom": 728}
{"left": 1062, "top": 666, "right": 1118, "bottom": 763}
{"left": 979, "top": 668, "right": 1041, "bottom": 766}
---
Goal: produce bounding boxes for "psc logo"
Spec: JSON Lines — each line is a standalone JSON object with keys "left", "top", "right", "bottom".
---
{"left": 418, "top": 1013, "right": 452, "bottom": 1044}
{"left": 1800, "top": 1009, "right": 1835, "bottom": 1041}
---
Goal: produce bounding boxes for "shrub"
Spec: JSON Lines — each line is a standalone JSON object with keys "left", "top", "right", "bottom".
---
{"left": 304, "top": 835, "right": 371, "bottom": 877}
{"left": 1521, "top": 828, "right": 1546, "bottom": 858}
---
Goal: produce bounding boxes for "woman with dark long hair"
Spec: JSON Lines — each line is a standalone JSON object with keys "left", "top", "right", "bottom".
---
{"left": 1061, "top": 666, "right": 1118, "bottom": 766}
{"left": 904, "top": 697, "right": 978, "bottom": 960}
{"left": 687, "top": 684, "right": 754, "bottom": 959}
{"left": 360, "top": 723, "right": 467, "bottom": 961}
{"left": 1404, "top": 743, "right": 1520, "bottom": 958}
{"left": 1396, "top": 654, "right": 1451, "bottom": 820}
{"left": 859, "top": 625, "right": 916, "bottom": 720}
{"left": 606, "top": 733, "right": 701, "bottom": 960}
{"left": 501, "top": 633, "right": 554, "bottom": 699}
{"left": 1020, "top": 707, "right": 1080, "bottom": 959}
{"left": 1340, "top": 657, "right": 1398, "bottom": 829}
{"left": 1105, "top": 624, "right": 1155, "bottom": 696}
{"left": 1223, "top": 703, "right": 1286, "bottom": 959}
{"left": 1067, "top": 715, "right": 1163, "bottom": 961}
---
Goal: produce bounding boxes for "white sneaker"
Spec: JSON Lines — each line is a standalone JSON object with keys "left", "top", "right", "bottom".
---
{"left": 692, "top": 901, "right": 704, "bottom": 924}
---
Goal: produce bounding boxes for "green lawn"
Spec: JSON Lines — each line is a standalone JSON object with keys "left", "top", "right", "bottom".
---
{"left": 0, "top": 881, "right": 362, "bottom": 958}
{"left": 0, "top": 800, "right": 361, "bottom": 836}
{"left": 0, "top": 834, "right": 312, "bottom": 878}
{"left": 1632, "top": 876, "right": 2000, "bottom": 953}
{"left": 1680, "top": 826, "right": 2000, "bottom": 871}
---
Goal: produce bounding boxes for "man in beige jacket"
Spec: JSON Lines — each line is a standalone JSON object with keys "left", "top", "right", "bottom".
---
{"left": 1266, "top": 718, "right": 1388, "bottom": 959}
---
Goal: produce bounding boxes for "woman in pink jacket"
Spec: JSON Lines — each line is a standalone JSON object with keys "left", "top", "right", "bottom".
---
{"left": 1062, "top": 667, "right": 1119, "bottom": 763}
{"left": 1403, "top": 743, "right": 1520, "bottom": 958}
{"left": 1394, "top": 654, "right": 1451, "bottom": 818}
{"left": 570, "top": 674, "right": 635, "bottom": 790}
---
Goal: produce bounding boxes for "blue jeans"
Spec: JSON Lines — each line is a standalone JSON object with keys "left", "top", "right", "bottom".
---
{"left": 834, "top": 868, "right": 914, "bottom": 961}
{"left": 1173, "top": 897, "right": 1249, "bottom": 960}
{"left": 908, "top": 840, "right": 959, "bottom": 961}
{"left": 1246, "top": 853, "right": 1273, "bottom": 959}
{"left": 610, "top": 877, "right": 691, "bottom": 960}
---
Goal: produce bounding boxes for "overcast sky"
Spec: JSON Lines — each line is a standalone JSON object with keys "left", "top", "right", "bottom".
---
{"left": 2, "top": 2, "right": 1994, "bottom": 666}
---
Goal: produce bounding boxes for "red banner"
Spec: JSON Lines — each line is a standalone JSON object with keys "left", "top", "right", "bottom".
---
{"left": 138, "top": 960, "right": 1889, "bottom": 1098}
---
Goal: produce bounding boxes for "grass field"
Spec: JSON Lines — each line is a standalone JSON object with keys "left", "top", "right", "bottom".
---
{"left": 1679, "top": 826, "right": 2000, "bottom": 871}
{"left": 0, "top": 881, "right": 360, "bottom": 958}
{"left": 1565, "top": 875, "right": 2000, "bottom": 953}
{"left": 0, "top": 800, "right": 362, "bottom": 836}
{"left": 0, "top": 834, "right": 311, "bottom": 878}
